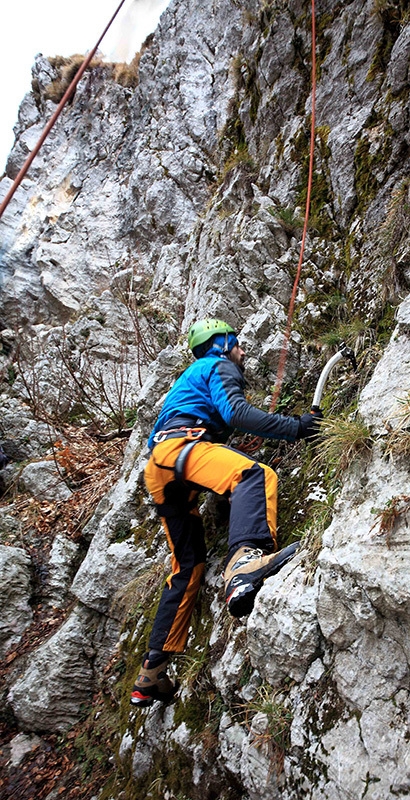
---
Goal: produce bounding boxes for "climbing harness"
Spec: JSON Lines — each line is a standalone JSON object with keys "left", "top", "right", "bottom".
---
{"left": 0, "top": 0, "right": 128, "bottom": 220}
{"left": 152, "top": 426, "right": 208, "bottom": 445}
{"left": 152, "top": 425, "right": 211, "bottom": 484}
{"left": 174, "top": 440, "right": 202, "bottom": 483}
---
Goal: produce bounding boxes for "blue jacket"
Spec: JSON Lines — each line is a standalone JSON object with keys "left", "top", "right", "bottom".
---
{"left": 148, "top": 348, "right": 300, "bottom": 449}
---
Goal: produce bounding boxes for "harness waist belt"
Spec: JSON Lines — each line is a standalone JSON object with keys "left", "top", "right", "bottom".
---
{"left": 153, "top": 426, "right": 211, "bottom": 445}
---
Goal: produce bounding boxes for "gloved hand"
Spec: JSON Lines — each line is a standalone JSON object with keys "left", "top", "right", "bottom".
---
{"left": 297, "top": 408, "right": 323, "bottom": 440}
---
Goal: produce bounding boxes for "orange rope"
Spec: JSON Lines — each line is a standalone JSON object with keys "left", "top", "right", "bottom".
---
{"left": 0, "top": 0, "right": 128, "bottom": 220}
{"left": 270, "top": 0, "right": 316, "bottom": 413}
{"left": 239, "top": 0, "right": 316, "bottom": 455}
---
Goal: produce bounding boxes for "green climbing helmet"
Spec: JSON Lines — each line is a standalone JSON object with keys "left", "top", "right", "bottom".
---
{"left": 188, "top": 318, "right": 235, "bottom": 354}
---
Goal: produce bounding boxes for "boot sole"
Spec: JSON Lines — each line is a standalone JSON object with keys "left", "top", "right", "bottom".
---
{"left": 130, "top": 681, "right": 180, "bottom": 708}
{"left": 226, "top": 542, "right": 300, "bottom": 618}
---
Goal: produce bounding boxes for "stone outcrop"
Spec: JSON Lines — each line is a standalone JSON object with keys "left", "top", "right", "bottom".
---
{"left": 0, "top": 0, "right": 410, "bottom": 797}
{"left": 0, "top": 545, "right": 32, "bottom": 658}
{"left": 7, "top": 605, "right": 101, "bottom": 731}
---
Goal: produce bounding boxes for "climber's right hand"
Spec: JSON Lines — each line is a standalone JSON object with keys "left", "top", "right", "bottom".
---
{"left": 297, "top": 408, "right": 323, "bottom": 440}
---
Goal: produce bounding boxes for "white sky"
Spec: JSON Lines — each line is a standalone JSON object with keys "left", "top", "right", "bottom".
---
{"left": 0, "top": 0, "right": 171, "bottom": 172}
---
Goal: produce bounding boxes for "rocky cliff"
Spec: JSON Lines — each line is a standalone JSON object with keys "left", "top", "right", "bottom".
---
{"left": 1, "top": 0, "right": 410, "bottom": 798}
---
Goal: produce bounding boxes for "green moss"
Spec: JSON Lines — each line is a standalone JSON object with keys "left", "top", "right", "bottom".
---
{"left": 275, "top": 132, "right": 285, "bottom": 163}
{"left": 237, "top": 657, "right": 254, "bottom": 689}
{"left": 72, "top": 698, "right": 118, "bottom": 781}
{"left": 7, "top": 365, "right": 16, "bottom": 385}
{"left": 222, "top": 142, "right": 254, "bottom": 176}
{"left": 173, "top": 693, "right": 210, "bottom": 734}
{"left": 274, "top": 440, "right": 331, "bottom": 546}
{"left": 291, "top": 122, "right": 335, "bottom": 239}
{"left": 286, "top": 674, "right": 355, "bottom": 792}
{"left": 316, "top": 318, "right": 371, "bottom": 349}
{"left": 367, "top": 1, "right": 409, "bottom": 82}
{"left": 268, "top": 205, "right": 304, "bottom": 236}
{"left": 293, "top": 287, "right": 350, "bottom": 340}
{"left": 354, "top": 138, "right": 378, "bottom": 209}
{"left": 314, "top": 10, "right": 341, "bottom": 80}
{"left": 375, "top": 302, "right": 396, "bottom": 343}
{"left": 308, "top": 673, "right": 350, "bottom": 738}
{"left": 102, "top": 743, "right": 196, "bottom": 800}
{"left": 292, "top": 25, "right": 311, "bottom": 94}
{"left": 217, "top": 99, "right": 254, "bottom": 181}
{"left": 218, "top": 49, "right": 260, "bottom": 178}
{"left": 353, "top": 122, "right": 393, "bottom": 215}
{"left": 113, "top": 521, "right": 132, "bottom": 543}
{"left": 376, "top": 177, "right": 410, "bottom": 297}
{"left": 124, "top": 406, "right": 138, "bottom": 428}
{"left": 131, "top": 519, "right": 161, "bottom": 555}
{"left": 244, "top": 62, "right": 261, "bottom": 124}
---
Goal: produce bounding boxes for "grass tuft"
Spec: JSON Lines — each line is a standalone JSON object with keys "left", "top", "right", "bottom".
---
{"left": 234, "top": 683, "right": 292, "bottom": 775}
{"left": 370, "top": 494, "right": 410, "bottom": 546}
{"left": 44, "top": 55, "right": 100, "bottom": 103}
{"left": 113, "top": 52, "right": 141, "bottom": 88}
{"left": 384, "top": 393, "right": 410, "bottom": 459}
{"left": 312, "top": 414, "right": 374, "bottom": 474}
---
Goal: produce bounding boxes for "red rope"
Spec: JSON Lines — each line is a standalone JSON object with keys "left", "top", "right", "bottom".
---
{"left": 270, "top": 0, "right": 316, "bottom": 413}
{"left": 239, "top": 0, "right": 316, "bottom": 454}
{"left": 0, "top": 0, "right": 128, "bottom": 220}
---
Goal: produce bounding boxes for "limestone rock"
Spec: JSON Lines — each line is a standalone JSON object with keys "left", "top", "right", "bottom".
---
{"left": 45, "top": 534, "right": 81, "bottom": 607}
{"left": 247, "top": 559, "right": 320, "bottom": 686}
{"left": 8, "top": 733, "right": 43, "bottom": 767}
{"left": 0, "top": 545, "right": 33, "bottom": 657}
{"left": 8, "top": 604, "right": 101, "bottom": 731}
{"left": 218, "top": 712, "right": 247, "bottom": 779}
{"left": 0, "top": 396, "right": 59, "bottom": 461}
{"left": 359, "top": 331, "right": 410, "bottom": 436}
{"left": 210, "top": 626, "right": 247, "bottom": 700}
{"left": 0, "top": 509, "right": 23, "bottom": 544}
{"left": 241, "top": 712, "right": 285, "bottom": 800}
{"left": 71, "top": 538, "right": 152, "bottom": 615}
{"left": 19, "top": 460, "right": 72, "bottom": 502}
{"left": 1, "top": 0, "right": 410, "bottom": 796}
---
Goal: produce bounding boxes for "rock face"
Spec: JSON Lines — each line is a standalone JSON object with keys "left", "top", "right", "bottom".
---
{"left": 1, "top": 0, "right": 410, "bottom": 797}
{"left": 0, "top": 545, "right": 32, "bottom": 658}
{"left": 7, "top": 605, "right": 101, "bottom": 731}
{"left": 19, "top": 460, "right": 72, "bottom": 502}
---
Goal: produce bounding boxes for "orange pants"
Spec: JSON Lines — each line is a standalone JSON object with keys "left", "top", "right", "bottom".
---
{"left": 144, "top": 437, "right": 278, "bottom": 653}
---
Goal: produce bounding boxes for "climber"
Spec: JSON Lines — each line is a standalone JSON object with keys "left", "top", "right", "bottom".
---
{"left": 130, "top": 318, "right": 322, "bottom": 708}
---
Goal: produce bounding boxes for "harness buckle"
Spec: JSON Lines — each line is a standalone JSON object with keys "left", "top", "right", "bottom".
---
{"left": 153, "top": 426, "right": 208, "bottom": 444}
{"left": 153, "top": 430, "right": 169, "bottom": 444}
{"left": 185, "top": 427, "right": 207, "bottom": 441}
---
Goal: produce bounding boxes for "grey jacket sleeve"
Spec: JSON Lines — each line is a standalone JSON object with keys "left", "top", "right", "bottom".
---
{"left": 213, "top": 359, "right": 300, "bottom": 442}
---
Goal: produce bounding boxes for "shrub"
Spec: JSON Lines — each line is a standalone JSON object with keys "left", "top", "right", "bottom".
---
{"left": 44, "top": 55, "right": 102, "bottom": 103}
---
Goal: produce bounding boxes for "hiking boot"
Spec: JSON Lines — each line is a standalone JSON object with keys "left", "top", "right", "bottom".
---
{"left": 130, "top": 653, "right": 179, "bottom": 707}
{"left": 225, "top": 542, "right": 300, "bottom": 618}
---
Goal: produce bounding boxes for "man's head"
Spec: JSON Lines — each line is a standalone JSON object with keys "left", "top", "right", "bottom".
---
{"left": 188, "top": 318, "right": 245, "bottom": 368}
